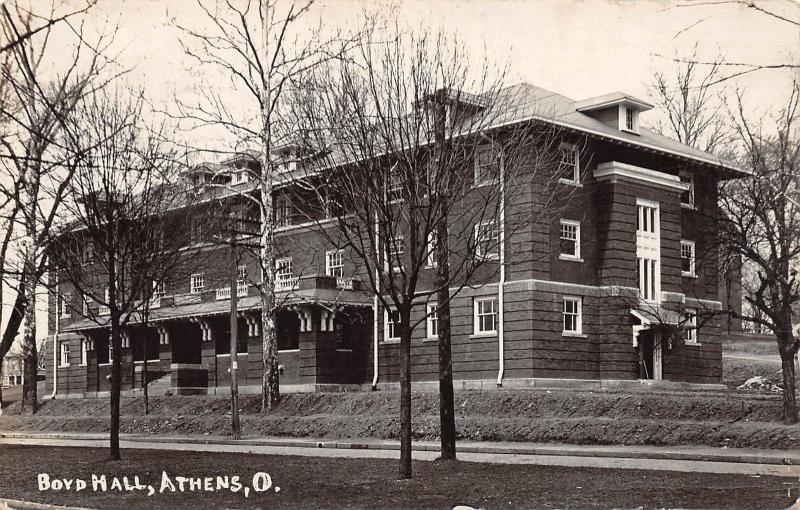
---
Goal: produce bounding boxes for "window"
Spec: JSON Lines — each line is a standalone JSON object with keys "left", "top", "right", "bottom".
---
{"left": 152, "top": 280, "right": 166, "bottom": 299}
{"left": 190, "top": 218, "right": 204, "bottom": 244}
{"left": 559, "top": 220, "right": 581, "bottom": 260}
{"left": 684, "top": 308, "right": 698, "bottom": 344}
{"left": 387, "top": 235, "right": 404, "bottom": 272}
{"left": 82, "top": 243, "right": 94, "bottom": 264}
{"left": 426, "top": 303, "right": 438, "bottom": 339}
{"left": 475, "top": 220, "right": 500, "bottom": 261}
{"left": 231, "top": 170, "right": 249, "bottom": 185}
{"left": 558, "top": 142, "right": 580, "bottom": 183}
{"left": 326, "top": 250, "right": 344, "bottom": 277}
{"left": 426, "top": 231, "right": 438, "bottom": 268}
{"left": 276, "top": 258, "right": 294, "bottom": 289}
{"left": 275, "top": 195, "right": 292, "bottom": 227}
{"left": 237, "top": 265, "right": 247, "bottom": 285}
{"left": 563, "top": 296, "right": 582, "bottom": 335}
{"left": 80, "top": 339, "right": 88, "bottom": 366}
{"left": 387, "top": 164, "right": 403, "bottom": 202}
{"left": 681, "top": 240, "right": 696, "bottom": 277}
{"left": 625, "top": 107, "right": 635, "bottom": 131}
{"left": 636, "top": 200, "right": 660, "bottom": 302}
{"left": 385, "top": 308, "right": 401, "bottom": 341}
{"left": 59, "top": 341, "right": 70, "bottom": 367}
{"left": 190, "top": 273, "right": 204, "bottom": 294}
{"left": 474, "top": 145, "right": 500, "bottom": 186}
{"left": 58, "top": 293, "right": 71, "bottom": 318}
{"left": 473, "top": 297, "right": 498, "bottom": 335}
{"left": 680, "top": 172, "right": 695, "bottom": 208}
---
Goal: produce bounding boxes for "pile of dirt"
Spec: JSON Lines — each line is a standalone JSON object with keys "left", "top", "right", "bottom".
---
{"left": 1, "top": 388, "right": 797, "bottom": 450}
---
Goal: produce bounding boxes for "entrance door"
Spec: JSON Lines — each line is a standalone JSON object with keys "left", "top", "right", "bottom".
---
{"left": 637, "top": 330, "right": 663, "bottom": 380}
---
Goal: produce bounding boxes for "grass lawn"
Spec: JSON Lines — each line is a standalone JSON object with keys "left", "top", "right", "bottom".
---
{"left": 0, "top": 445, "right": 797, "bottom": 510}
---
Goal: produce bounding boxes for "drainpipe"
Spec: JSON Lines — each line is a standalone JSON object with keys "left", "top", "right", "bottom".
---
{"left": 50, "top": 282, "right": 59, "bottom": 399}
{"left": 371, "top": 210, "right": 380, "bottom": 390}
{"left": 497, "top": 151, "right": 506, "bottom": 387}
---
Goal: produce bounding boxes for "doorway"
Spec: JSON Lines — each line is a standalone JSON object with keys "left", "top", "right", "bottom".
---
{"left": 638, "top": 329, "right": 662, "bottom": 380}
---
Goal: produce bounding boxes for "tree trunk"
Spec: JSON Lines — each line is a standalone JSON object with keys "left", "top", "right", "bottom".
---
{"left": 399, "top": 309, "right": 412, "bottom": 479}
{"left": 230, "top": 247, "right": 241, "bottom": 439}
{"left": 781, "top": 354, "right": 798, "bottom": 425}
{"left": 435, "top": 223, "right": 456, "bottom": 460}
{"left": 20, "top": 248, "right": 38, "bottom": 415}
{"left": 143, "top": 337, "right": 149, "bottom": 415}
{"left": 109, "top": 311, "right": 122, "bottom": 461}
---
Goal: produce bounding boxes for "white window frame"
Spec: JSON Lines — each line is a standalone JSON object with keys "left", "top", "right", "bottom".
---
{"left": 58, "top": 292, "right": 71, "bottom": 318}
{"left": 636, "top": 199, "right": 661, "bottom": 302}
{"left": 684, "top": 308, "right": 698, "bottom": 345}
{"left": 59, "top": 341, "right": 70, "bottom": 368}
{"left": 387, "top": 235, "right": 404, "bottom": 272}
{"left": 231, "top": 170, "right": 249, "bottom": 185}
{"left": 426, "top": 303, "right": 438, "bottom": 339}
{"left": 190, "top": 273, "right": 205, "bottom": 294}
{"left": 275, "top": 257, "right": 294, "bottom": 286}
{"left": 325, "top": 249, "right": 344, "bottom": 278}
{"left": 152, "top": 280, "right": 166, "bottom": 300}
{"left": 80, "top": 338, "right": 88, "bottom": 366}
{"left": 237, "top": 265, "right": 247, "bottom": 285}
{"left": 473, "top": 144, "right": 500, "bottom": 187}
{"left": 473, "top": 297, "right": 498, "bottom": 335}
{"left": 387, "top": 163, "right": 403, "bottom": 202}
{"left": 680, "top": 240, "right": 696, "bottom": 277}
{"left": 679, "top": 171, "right": 695, "bottom": 209}
{"left": 559, "top": 219, "right": 582, "bottom": 261}
{"left": 426, "top": 231, "right": 437, "bottom": 268}
{"left": 562, "top": 296, "right": 583, "bottom": 336}
{"left": 475, "top": 220, "right": 500, "bottom": 261}
{"left": 384, "top": 308, "right": 401, "bottom": 342}
{"left": 619, "top": 105, "right": 639, "bottom": 134}
{"left": 558, "top": 142, "right": 580, "bottom": 185}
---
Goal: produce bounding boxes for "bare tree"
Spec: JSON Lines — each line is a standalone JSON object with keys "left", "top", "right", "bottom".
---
{"left": 719, "top": 81, "right": 800, "bottom": 424}
{"left": 48, "top": 90, "right": 192, "bottom": 459}
{"left": 290, "top": 26, "right": 566, "bottom": 478}
{"left": 173, "top": 0, "right": 363, "bottom": 411}
{"left": 0, "top": 0, "right": 116, "bottom": 413}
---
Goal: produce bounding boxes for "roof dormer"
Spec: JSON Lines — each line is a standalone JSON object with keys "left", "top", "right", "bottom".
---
{"left": 574, "top": 92, "right": 653, "bottom": 135}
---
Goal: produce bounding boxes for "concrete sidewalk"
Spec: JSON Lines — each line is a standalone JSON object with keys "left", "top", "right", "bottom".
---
{"left": 3, "top": 431, "right": 800, "bottom": 477}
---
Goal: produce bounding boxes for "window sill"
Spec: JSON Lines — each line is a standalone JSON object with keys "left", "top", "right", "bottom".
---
{"left": 79, "top": 363, "right": 87, "bottom": 367}
{"left": 57, "top": 364, "right": 70, "bottom": 369}
{"left": 215, "top": 353, "right": 249, "bottom": 357}
{"left": 562, "top": 331, "right": 588, "bottom": 338}
{"left": 335, "top": 348, "right": 353, "bottom": 352}
{"left": 278, "top": 348, "right": 300, "bottom": 353}
{"left": 680, "top": 203, "right": 696, "bottom": 210}
{"left": 423, "top": 336, "right": 438, "bottom": 342}
{"left": 470, "top": 333, "right": 497, "bottom": 339}
{"left": 684, "top": 341, "right": 702, "bottom": 347}
{"left": 382, "top": 339, "right": 400, "bottom": 345}
{"left": 134, "top": 360, "right": 161, "bottom": 364}
{"left": 681, "top": 272, "right": 698, "bottom": 279}
{"left": 559, "top": 255, "right": 584, "bottom": 262}
{"left": 558, "top": 178, "right": 583, "bottom": 187}
{"left": 99, "top": 363, "right": 112, "bottom": 367}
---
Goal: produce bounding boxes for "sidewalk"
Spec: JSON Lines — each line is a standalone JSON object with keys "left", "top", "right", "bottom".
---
{"left": 3, "top": 430, "right": 800, "bottom": 477}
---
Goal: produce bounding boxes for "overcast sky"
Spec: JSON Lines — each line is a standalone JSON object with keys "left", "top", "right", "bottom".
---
{"left": 7, "top": 0, "right": 800, "bottom": 347}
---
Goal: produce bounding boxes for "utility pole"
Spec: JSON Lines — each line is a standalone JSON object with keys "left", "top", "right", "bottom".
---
{"left": 229, "top": 244, "right": 241, "bottom": 440}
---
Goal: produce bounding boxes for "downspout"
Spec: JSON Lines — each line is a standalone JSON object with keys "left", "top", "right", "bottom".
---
{"left": 50, "top": 282, "right": 59, "bottom": 399}
{"left": 497, "top": 151, "right": 506, "bottom": 387}
{"left": 371, "top": 210, "right": 380, "bottom": 390}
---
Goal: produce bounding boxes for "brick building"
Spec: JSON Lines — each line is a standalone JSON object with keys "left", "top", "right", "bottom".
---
{"left": 45, "top": 83, "right": 743, "bottom": 397}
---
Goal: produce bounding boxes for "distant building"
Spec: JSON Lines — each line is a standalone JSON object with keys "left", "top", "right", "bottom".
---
{"left": 45, "top": 83, "right": 745, "bottom": 397}
{"left": 1, "top": 356, "right": 23, "bottom": 386}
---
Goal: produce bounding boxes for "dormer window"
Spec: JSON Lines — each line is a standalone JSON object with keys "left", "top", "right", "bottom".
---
{"left": 231, "top": 170, "right": 249, "bottom": 185}
{"left": 620, "top": 106, "right": 639, "bottom": 134}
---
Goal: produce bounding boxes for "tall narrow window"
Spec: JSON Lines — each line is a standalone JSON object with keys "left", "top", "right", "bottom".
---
{"left": 59, "top": 341, "right": 70, "bottom": 367}
{"left": 636, "top": 200, "right": 660, "bottom": 302}
{"left": 325, "top": 250, "right": 344, "bottom": 277}
{"left": 275, "top": 195, "right": 292, "bottom": 227}
{"left": 473, "top": 297, "right": 498, "bottom": 335}
{"left": 237, "top": 265, "right": 247, "bottom": 285}
{"left": 80, "top": 338, "right": 88, "bottom": 366}
{"left": 563, "top": 296, "right": 582, "bottom": 334}
{"left": 625, "top": 107, "right": 635, "bottom": 131}
{"left": 152, "top": 281, "right": 166, "bottom": 300}
{"left": 190, "top": 273, "right": 204, "bottom": 294}
{"left": 276, "top": 258, "right": 295, "bottom": 290}
{"left": 680, "top": 240, "right": 696, "bottom": 277}
{"left": 426, "top": 231, "right": 438, "bottom": 268}
{"left": 387, "top": 164, "right": 403, "bottom": 202}
{"left": 426, "top": 303, "right": 438, "bottom": 339}
{"left": 475, "top": 220, "right": 500, "bottom": 261}
{"left": 680, "top": 171, "right": 695, "bottom": 208}
{"left": 559, "top": 220, "right": 581, "bottom": 260}
{"left": 58, "top": 293, "right": 71, "bottom": 318}
{"left": 387, "top": 235, "right": 404, "bottom": 272}
{"left": 385, "top": 308, "right": 401, "bottom": 341}
{"left": 684, "top": 308, "right": 698, "bottom": 344}
{"left": 558, "top": 142, "right": 580, "bottom": 183}
{"left": 474, "top": 145, "right": 500, "bottom": 186}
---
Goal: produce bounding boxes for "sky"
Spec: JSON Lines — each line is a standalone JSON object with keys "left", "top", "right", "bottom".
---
{"left": 4, "top": 0, "right": 799, "bottom": 349}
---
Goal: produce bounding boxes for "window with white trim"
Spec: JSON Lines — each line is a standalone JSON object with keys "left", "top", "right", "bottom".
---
{"left": 680, "top": 240, "right": 696, "bottom": 277}
{"left": 620, "top": 106, "right": 639, "bottom": 133}
{"left": 59, "top": 341, "right": 70, "bottom": 367}
{"left": 426, "top": 231, "right": 437, "bottom": 268}
{"left": 152, "top": 281, "right": 165, "bottom": 299}
{"left": 558, "top": 142, "right": 580, "bottom": 183}
{"left": 275, "top": 195, "right": 292, "bottom": 227}
{"left": 475, "top": 220, "right": 500, "bottom": 261}
{"left": 231, "top": 170, "right": 249, "bottom": 185}
{"left": 559, "top": 219, "right": 581, "bottom": 260}
{"left": 473, "top": 297, "right": 498, "bottom": 335}
{"left": 426, "top": 303, "right": 438, "bottom": 338}
{"left": 474, "top": 145, "right": 500, "bottom": 186}
{"left": 58, "top": 293, "right": 71, "bottom": 318}
{"left": 387, "top": 164, "right": 403, "bottom": 202}
{"left": 326, "top": 250, "right": 344, "bottom": 278}
{"left": 276, "top": 258, "right": 294, "bottom": 286}
{"left": 385, "top": 308, "right": 401, "bottom": 341}
{"left": 625, "top": 107, "right": 635, "bottom": 131}
{"left": 679, "top": 171, "right": 695, "bottom": 208}
{"left": 237, "top": 265, "right": 247, "bottom": 285}
{"left": 80, "top": 338, "right": 88, "bottom": 366}
{"left": 387, "top": 235, "right": 404, "bottom": 272}
{"left": 190, "top": 273, "right": 204, "bottom": 294}
{"left": 636, "top": 200, "right": 660, "bottom": 302}
{"left": 563, "top": 296, "right": 582, "bottom": 334}
{"left": 684, "top": 308, "right": 698, "bottom": 344}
